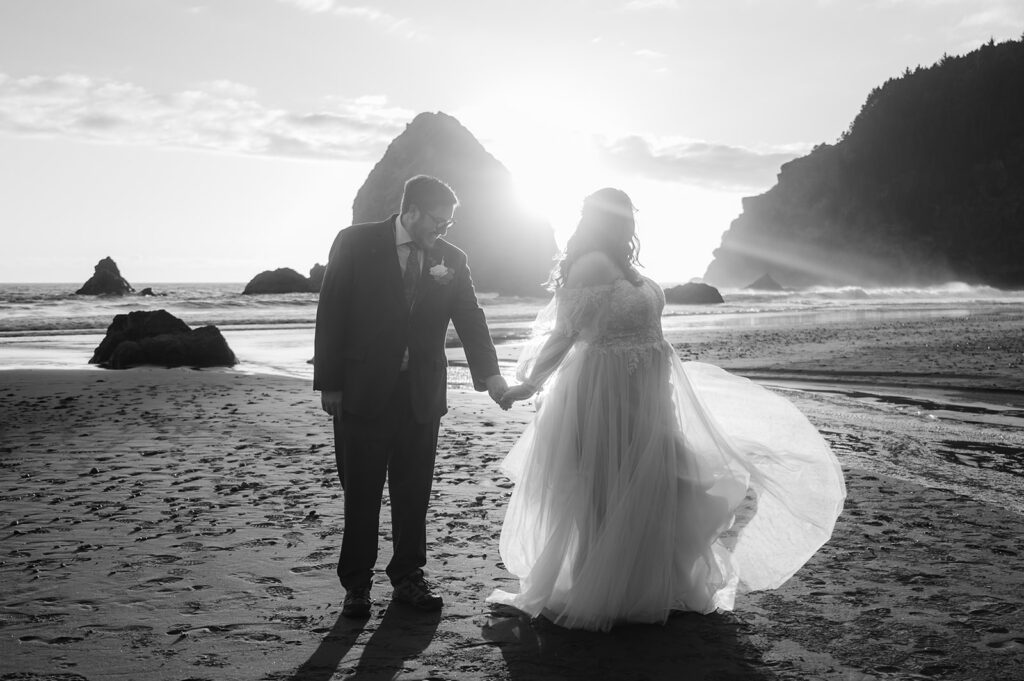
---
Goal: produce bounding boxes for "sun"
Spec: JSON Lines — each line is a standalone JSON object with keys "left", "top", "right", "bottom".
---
{"left": 459, "top": 94, "right": 743, "bottom": 285}
{"left": 461, "top": 100, "right": 614, "bottom": 247}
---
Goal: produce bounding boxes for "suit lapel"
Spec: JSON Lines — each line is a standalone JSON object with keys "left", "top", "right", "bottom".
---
{"left": 368, "top": 217, "right": 405, "bottom": 309}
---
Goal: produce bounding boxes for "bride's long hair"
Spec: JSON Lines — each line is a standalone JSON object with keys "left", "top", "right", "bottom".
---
{"left": 548, "top": 187, "right": 642, "bottom": 290}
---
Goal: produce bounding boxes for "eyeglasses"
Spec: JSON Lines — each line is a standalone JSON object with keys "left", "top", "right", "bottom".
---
{"left": 423, "top": 210, "right": 456, "bottom": 234}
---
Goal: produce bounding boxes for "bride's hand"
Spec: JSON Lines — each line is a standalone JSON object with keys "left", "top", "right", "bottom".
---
{"left": 499, "top": 384, "right": 536, "bottom": 410}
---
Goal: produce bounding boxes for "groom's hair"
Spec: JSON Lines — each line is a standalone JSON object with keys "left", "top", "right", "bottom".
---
{"left": 400, "top": 175, "right": 459, "bottom": 215}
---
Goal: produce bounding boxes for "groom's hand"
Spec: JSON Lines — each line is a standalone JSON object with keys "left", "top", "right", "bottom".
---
{"left": 485, "top": 375, "right": 508, "bottom": 405}
{"left": 499, "top": 384, "right": 536, "bottom": 410}
{"left": 321, "top": 390, "right": 343, "bottom": 417}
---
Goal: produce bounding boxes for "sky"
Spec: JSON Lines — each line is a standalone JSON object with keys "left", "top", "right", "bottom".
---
{"left": 1, "top": 0, "right": 1022, "bottom": 286}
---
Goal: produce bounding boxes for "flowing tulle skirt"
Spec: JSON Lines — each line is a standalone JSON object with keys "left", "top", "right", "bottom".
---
{"left": 487, "top": 341, "right": 846, "bottom": 632}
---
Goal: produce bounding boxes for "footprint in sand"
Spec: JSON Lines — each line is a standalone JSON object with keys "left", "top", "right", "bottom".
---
{"left": 18, "top": 635, "right": 85, "bottom": 645}
{"left": 235, "top": 572, "right": 282, "bottom": 586}
{"left": 266, "top": 585, "right": 295, "bottom": 599}
{"left": 127, "top": 576, "right": 184, "bottom": 590}
{"left": 289, "top": 563, "right": 333, "bottom": 574}
{"left": 986, "top": 636, "right": 1024, "bottom": 649}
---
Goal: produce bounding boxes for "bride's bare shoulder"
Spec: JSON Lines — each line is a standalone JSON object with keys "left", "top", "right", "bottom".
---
{"left": 565, "top": 251, "right": 623, "bottom": 288}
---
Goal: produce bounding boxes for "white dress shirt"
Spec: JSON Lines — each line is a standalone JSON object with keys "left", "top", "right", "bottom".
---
{"left": 395, "top": 215, "right": 422, "bottom": 278}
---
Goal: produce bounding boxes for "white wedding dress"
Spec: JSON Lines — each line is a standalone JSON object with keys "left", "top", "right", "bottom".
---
{"left": 487, "top": 276, "right": 846, "bottom": 631}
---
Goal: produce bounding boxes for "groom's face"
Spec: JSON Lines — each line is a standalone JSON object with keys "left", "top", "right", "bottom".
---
{"left": 408, "top": 203, "right": 455, "bottom": 250}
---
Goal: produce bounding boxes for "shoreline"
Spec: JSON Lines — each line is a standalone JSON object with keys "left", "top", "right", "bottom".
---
{"left": 1, "top": 368, "right": 1022, "bottom": 679}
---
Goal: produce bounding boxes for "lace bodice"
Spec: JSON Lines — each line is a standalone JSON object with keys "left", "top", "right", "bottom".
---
{"left": 517, "top": 276, "right": 669, "bottom": 385}
{"left": 588, "top": 276, "right": 665, "bottom": 349}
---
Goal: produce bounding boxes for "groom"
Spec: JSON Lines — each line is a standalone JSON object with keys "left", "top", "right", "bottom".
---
{"left": 314, "top": 175, "right": 508, "bottom": 618}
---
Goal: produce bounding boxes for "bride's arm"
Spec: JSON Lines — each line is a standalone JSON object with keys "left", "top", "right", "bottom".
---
{"left": 505, "top": 252, "right": 621, "bottom": 402}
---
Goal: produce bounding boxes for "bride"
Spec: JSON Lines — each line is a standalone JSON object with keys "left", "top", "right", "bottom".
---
{"left": 488, "top": 188, "right": 846, "bottom": 632}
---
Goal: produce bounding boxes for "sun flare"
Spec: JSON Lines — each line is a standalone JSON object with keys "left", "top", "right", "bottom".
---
{"left": 462, "top": 96, "right": 745, "bottom": 284}
{"left": 463, "top": 101, "right": 614, "bottom": 247}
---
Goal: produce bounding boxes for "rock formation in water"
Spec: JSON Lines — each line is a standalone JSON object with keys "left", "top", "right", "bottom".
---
{"left": 308, "top": 263, "right": 326, "bottom": 292}
{"left": 664, "top": 283, "right": 724, "bottom": 305}
{"left": 242, "top": 266, "right": 326, "bottom": 294}
{"left": 704, "top": 38, "right": 1024, "bottom": 289}
{"left": 75, "top": 257, "right": 134, "bottom": 296}
{"left": 90, "top": 309, "right": 236, "bottom": 369}
{"left": 744, "top": 274, "right": 785, "bottom": 291}
{"left": 351, "top": 112, "right": 559, "bottom": 296}
{"left": 242, "top": 267, "right": 313, "bottom": 294}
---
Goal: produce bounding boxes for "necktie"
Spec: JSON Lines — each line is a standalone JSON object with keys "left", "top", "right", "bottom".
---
{"left": 403, "top": 243, "right": 421, "bottom": 307}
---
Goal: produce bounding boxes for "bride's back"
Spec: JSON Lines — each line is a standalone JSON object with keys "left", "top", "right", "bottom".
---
{"left": 559, "top": 251, "right": 664, "bottom": 348}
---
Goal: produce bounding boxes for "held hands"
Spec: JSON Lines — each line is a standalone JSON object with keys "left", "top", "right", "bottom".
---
{"left": 485, "top": 375, "right": 509, "bottom": 406}
{"left": 483, "top": 373, "right": 535, "bottom": 410}
{"left": 498, "top": 383, "right": 537, "bottom": 411}
{"left": 324, "top": 378, "right": 522, "bottom": 414}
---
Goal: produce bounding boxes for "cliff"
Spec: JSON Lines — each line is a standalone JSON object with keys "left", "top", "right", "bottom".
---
{"left": 351, "top": 112, "right": 559, "bottom": 296}
{"left": 704, "top": 38, "right": 1024, "bottom": 289}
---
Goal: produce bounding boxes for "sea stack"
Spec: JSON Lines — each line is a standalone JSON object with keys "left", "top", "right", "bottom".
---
{"left": 308, "top": 263, "right": 326, "bottom": 292}
{"left": 664, "top": 283, "right": 724, "bottom": 304}
{"left": 242, "top": 267, "right": 314, "bottom": 294}
{"left": 745, "top": 274, "right": 785, "bottom": 291}
{"left": 352, "top": 112, "right": 558, "bottom": 296}
{"left": 75, "top": 257, "right": 134, "bottom": 296}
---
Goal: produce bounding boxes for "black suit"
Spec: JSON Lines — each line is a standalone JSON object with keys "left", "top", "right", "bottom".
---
{"left": 314, "top": 215, "right": 500, "bottom": 588}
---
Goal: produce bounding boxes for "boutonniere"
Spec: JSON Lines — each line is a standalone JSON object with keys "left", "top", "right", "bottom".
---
{"left": 429, "top": 261, "right": 455, "bottom": 285}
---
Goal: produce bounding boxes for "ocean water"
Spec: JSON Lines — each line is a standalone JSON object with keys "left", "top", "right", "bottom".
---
{"left": 0, "top": 282, "right": 542, "bottom": 378}
{"left": 1, "top": 280, "right": 1022, "bottom": 379}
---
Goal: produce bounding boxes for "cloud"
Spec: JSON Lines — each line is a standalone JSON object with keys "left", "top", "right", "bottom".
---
{"left": 633, "top": 48, "right": 667, "bottom": 59}
{"left": 957, "top": 5, "right": 1024, "bottom": 31}
{"left": 277, "top": 0, "right": 335, "bottom": 11}
{"left": 197, "top": 79, "right": 259, "bottom": 99}
{"left": 621, "top": 0, "right": 679, "bottom": 10}
{"left": 597, "top": 134, "right": 807, "bottom": 191}
{"left": 0, "top": 73, "right": 413, "bottom": 161}
{"left": 874, "top": 0, "right": 1024, "bottom": 32}
{"left": 275, "top": 0, "right": 421, "bottom": 38}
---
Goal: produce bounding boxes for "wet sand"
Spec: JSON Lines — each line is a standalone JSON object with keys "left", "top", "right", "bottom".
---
{"left": 666, "top": 303, "right": 1024, "bottom": 391}
{"left": 2, "top": 307, "right": 1023, "bottom": 680}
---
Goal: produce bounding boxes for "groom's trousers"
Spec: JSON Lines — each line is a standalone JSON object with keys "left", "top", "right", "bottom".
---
{"left": 334, "top": 371, "right": 440, "bottom": 590}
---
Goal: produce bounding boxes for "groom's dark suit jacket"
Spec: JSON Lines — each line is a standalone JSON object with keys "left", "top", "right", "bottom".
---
{"left": 313, "top": 215, "right": 500, "bottom": 423}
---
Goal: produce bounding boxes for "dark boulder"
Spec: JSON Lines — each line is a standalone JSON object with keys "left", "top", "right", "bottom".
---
{"left": 90, "top": 310, "right": 236, "bottom": 369}
{"left": 138, "top": 287, "right": 163, "bottom": 296}
{"left": 744, "top": 274, "right": 785, "bottom": 291}
{"left": 181, "top": 326, "right": 237, "bottom": 368}
{"left": 308, "top": 263, "right": 326, "bottom": 292}
{"left": 91, "top": 309, "right": 189, "bottom": 363}
{"left": 242, "top": 267, "right": 312, "bottom": 294}
{"left": 664, "top": 283, "right": 724, "bottom": 305}
{"left": 108, "top": 341, "right": 145, "bottom": 370}
{"left": 138, "top": 334, "right": 188, "bottom": 368}
{"left": 75, "top": 257, "right": 134, "bottom": 296}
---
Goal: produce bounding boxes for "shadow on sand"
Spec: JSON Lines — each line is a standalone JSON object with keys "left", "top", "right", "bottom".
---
{"left": 483, "top": 606, "right": 773, "bottom": 681}
{"left": 287, "top": 603, "right": 441, "bottom": 681}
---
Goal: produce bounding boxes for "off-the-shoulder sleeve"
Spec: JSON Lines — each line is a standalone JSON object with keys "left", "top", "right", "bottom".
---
{"left": 516, "top": 285, "right": 614, "bottom": 389}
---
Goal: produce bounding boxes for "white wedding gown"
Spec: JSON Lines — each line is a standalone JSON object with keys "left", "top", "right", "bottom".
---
{"left": 487, "top": 276, "right": 846, "bottom": 631}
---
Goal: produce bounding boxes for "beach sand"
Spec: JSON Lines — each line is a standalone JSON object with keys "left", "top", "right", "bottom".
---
{"left": 2, "top": 309, "right": 1023, "bottom": 680}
